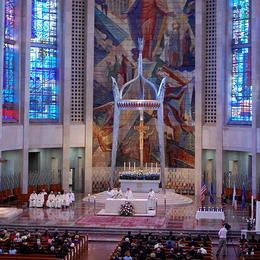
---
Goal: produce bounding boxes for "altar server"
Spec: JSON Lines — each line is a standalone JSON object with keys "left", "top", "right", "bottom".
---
{"left": 62, "top": 191, "right": 71, "bottom": 208}
{"left": 36, "top": 191, "right": 45, "bottom": 208}
{"left": 46, "top": 191, "right": 56, "bottom": 208}
{"left": 29, "top": 191, "right": 37, "bottom": 208}
{"left": 55, "top": 192, "right": 63, "bottom": 208}
{"left": 147, "top": 188, "right": 156, "bottom": 210}
{"left": 125, "top": 187, "right": 134, "bottom": 200}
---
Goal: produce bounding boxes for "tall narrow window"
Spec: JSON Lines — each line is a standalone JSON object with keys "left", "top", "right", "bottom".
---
{"left": 30, "top": 0, "right": 59, "bottom": 120}
{"left": 231, "top": 0, "right": 251, "bottom": 122}
{"left": 3, "top": 0, "right": 18, "bottom": 121}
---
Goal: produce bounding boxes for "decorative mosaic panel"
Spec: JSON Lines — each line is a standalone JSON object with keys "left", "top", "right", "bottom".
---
{"left": 93, "top": 0, "right": 195, "bottom": 168}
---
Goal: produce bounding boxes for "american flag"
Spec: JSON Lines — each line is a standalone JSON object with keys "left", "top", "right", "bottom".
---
{"left": 200, "top": 182, "right": 207, "bottom": 202}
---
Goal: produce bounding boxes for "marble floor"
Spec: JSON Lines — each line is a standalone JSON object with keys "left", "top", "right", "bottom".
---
{"left": 0, "top": 192, "right": 248, "bottom": 233}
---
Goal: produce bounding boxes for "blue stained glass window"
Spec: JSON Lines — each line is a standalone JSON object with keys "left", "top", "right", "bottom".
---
{"left": 30, "top": 0, "right": 59, "bottom": 120}
{"left": 3, "top": 0, "right": 18, "bottom": 121}
{"left": 231, "top": 0, "right": 251, "bottom": 122}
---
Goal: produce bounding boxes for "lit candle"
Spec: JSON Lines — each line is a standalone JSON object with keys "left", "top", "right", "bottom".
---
{"left": 156, "top": 162, "right": 158, "bottom": 172}
{"left": 134, "top": 162, "right": 136, "bottom": 171}
{"left": 124, "top": 162, "right": 126, "bottom": 171}
{"left": 151, "top": 162, "right": 153, "bottom": 172}
{"left": 128, "top": 161, "right": 131, "bottom": 170}
{"left": 251, "top": 195, "right": 254, "bottom": 219}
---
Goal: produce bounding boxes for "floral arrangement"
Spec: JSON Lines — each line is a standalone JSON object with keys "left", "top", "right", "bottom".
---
{"left": 119, "top": 171, "right": 160, "bottom": 180}
{"left": 246, "top": 218, "right": 255, "bottom": 230}
{"left": 119, "top": 201, "right": 135, "bottom": 216}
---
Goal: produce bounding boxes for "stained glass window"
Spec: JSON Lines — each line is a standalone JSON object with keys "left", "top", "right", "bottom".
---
{"left": 231, "top": 0, "right": 251, "bottom": 122}
{"left": 30, "top": 0, "right": 59, "bottom": 120}
{"left": 3, "top": 0, "right": 18, "bottom": 121}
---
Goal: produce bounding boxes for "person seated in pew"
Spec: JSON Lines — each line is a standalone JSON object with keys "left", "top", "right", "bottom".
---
{"left": 0, "top": 228, "right": 10, "bottom": 241}
{"left": 249, "top": 234, "right": 257, "bottom": 243}
{"left": 8, "top": 246, "right": 17, "bottom": 255}
{"left": 46, "top": 191, "right": 56, "bottom": 208}
{"left": 125, "top": 187, "right": 134, "bottom": 200}
{"left": 240, "top": 234, "right": 248, "bottom": 244}
{"left": 29, "top": 190, "right": 38, "bottom": 207}
{"left": 186, "top": 245, "right": 198, "bottom": 259}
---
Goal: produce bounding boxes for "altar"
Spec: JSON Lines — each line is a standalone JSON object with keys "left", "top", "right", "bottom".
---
{"left": 98, "top": 198, "right": 156, "bottom": 216}
{"left": 119, "top": 179, "right": 160, "bottom": 192}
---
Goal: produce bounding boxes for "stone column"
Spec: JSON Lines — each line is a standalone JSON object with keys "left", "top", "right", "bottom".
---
{"left": 215, "top": 0, "right": 227, "bottom": 197}
{"left": 194, "top": 0, "right": 205, "bottom": 197}
{"left": 61, "top": 0, "right": 72, "bottom": 191}
{"left": 20, "top": 0, "right": 32, "bottom": 194}
{"left": 251, "top": 0, "right": 260, "bottom": 196}
{"left": 84, "top": 0, "right": 95, "bottom": 194}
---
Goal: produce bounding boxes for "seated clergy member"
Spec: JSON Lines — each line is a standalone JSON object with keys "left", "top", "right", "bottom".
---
{"left": 62, "top": 191, "right": 70, "bottom": 208}
{"left": 46, "top": 191, "right": 56, "bottom": 208}
{"left": 125, "top": 187, "right": 134, "bottom": 200}
{"left": 55, "top": 192, "right": 63, "bottom": 208}
{"left": 29, "top": 191, "right": 37, "bottom": 208}
{"left": 36, "top": 191, "right": 45, "bottom": 208}
{"left": 147, "top": 188, "right": 156, "bottom": 210}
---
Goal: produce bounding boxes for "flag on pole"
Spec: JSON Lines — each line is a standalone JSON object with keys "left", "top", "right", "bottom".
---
{"left": 232, "top": 183, "right": 237, "bottom": 209}
{"left": 210, "top": 182, "right": 214, "bottom": 204}
{"left": 201, "top": 182, "right": 208, "bottom": 202}
{"left": 241, "top": 183, "right": 246, "bottom": 209}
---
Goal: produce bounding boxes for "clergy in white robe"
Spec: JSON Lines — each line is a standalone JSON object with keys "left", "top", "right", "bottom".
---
{"left": 68, "top": 191, "right": 75, "bottom": 204}
{"left": 147, "top": 189, "right": 156, "bottom": 209}
{"left": 55, "top": 192, "right": 62, "bottom": 208}
{"left": 125, "top": 188, "right": 134, "bottom": 200}
{"left": 29, "top": 191, "right": 37, "bottom": 208}
{"left": 106, "top": 188, "right": 116, "bottom": 198}
{"left": 62, "top": 192, "right": 70, "bottom": 208}
{"left": 114, "top": 188, "right": 123, "bottom": 199}
{"left": 46, "top": 191, "right": 56, "bottom": 208}
{"left": 36, "top": 192, "right": 45, "bottom": 208}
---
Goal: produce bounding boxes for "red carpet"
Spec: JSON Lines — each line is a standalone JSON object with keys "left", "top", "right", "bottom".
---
{"left": 75, "top": 215, "right": 166, "bottom": 228}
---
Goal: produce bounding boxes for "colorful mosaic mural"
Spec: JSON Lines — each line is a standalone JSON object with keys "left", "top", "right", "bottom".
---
{"left": 93, "top": 0, "right": 195, "bottom": 168}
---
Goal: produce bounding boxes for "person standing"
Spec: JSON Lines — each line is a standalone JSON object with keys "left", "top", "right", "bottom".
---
{"left": 125, "top": 188, "right": 134, "bottom": 200}
{"left": 216, "top": 224, "right": 228, "bottom": 257}
{"left": 147, "top": 188, "right": 156, "bottom": 210}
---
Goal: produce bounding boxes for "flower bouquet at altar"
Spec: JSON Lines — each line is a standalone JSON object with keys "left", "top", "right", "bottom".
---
{"left": 119, "top": 171, "right": 160, "bottom": 180}
{"left": 119, "top": 201, "right": 135, "bottom": 216}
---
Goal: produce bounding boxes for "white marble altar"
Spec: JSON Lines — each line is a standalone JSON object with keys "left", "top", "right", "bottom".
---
{"left": 119, "top": 179, "right": 160, "bottom": 192}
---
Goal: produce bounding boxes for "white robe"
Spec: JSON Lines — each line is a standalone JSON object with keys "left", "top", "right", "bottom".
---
{"left": 107, "top": 189, "right": 116, "bottom": 198}
{"left": 125, "top": 190, "right": 134, "bottom": 200}
{"left": 46, "top": 194, "right": 56, "bottom": 208}
{"left": 29, "top": 193, "right": 37, "bottom": 208}
{"left": 68, "top": 192, "right": 75, "bottom": 203}
{"left": 114, "top": 189, "right": 123, "bottom": 199}
{"left": 147, "top": 190, "right": 156, "bottom": 209}
{"left": 62, "top": 193, "right": 70, "bottom": 207}
{"left": 55, "top": 194, "right": 63, "bottom": 208}
{"left": 36, "top": 193, "right": 45, "bottom": 208}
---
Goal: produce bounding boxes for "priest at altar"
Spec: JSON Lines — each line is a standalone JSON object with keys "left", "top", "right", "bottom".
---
{"left": 147, "top": 188, "right": 156, "bottom": 210}
{"left": 125, "top": 187, "right": 134, "bottom": 200}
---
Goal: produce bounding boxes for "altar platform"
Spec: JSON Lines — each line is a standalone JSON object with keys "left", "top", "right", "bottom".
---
{"left": 0, "top": 207, "right": 23, "bottom": 219}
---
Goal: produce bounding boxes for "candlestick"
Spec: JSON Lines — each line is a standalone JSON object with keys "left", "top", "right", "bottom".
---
{"left": 134, "top": 162, "right": 136, "bottom": 171}
{"left": 124, "top": 162, "right": 126, "bottom": 171}
{"left": 156, "top": 162, "right": 158, "bottom": 172}
{"left": 151, "top": 162, "right": 153, "bottom": 172}
{"left": 128, "top": 161, "right": 130, "bottom": 170}
{"left": 146, "top": 162, "right": 148, "bottom": 170}
{"left": 251, "top": 195, "right": 254, "bottom": 219}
